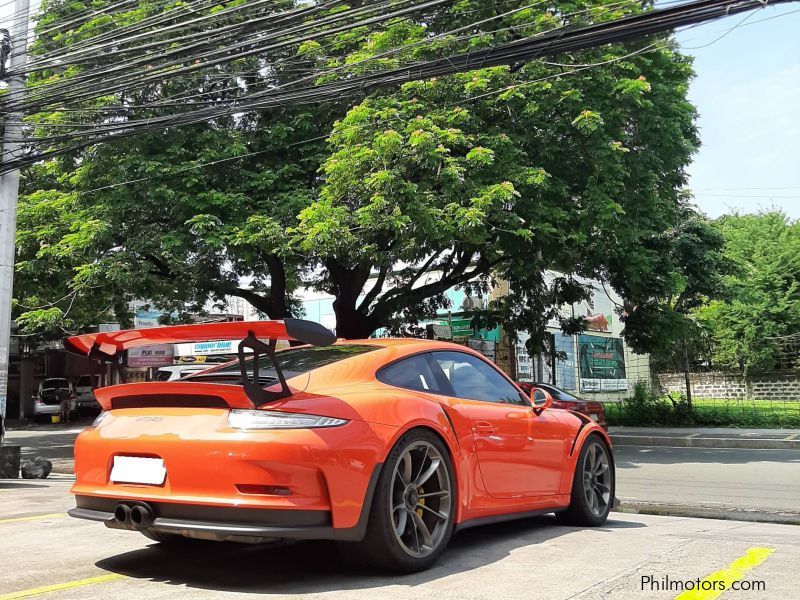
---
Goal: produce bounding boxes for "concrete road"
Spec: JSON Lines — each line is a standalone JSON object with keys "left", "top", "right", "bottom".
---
{"left": 1, "top": 477, "right": 798, "bottom": 599}
{"left": 615, "top": 446, "right": 800, "bottom": 522}
{"left": 3, "top": 427, "right": 83, "bottom": 474}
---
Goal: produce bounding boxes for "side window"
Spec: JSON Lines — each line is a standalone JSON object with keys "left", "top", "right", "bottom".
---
{"left": 433, "top": 351, "right": 527, "bottom": 405}
{"left": 378, "top": 354, "right": 441, "bottom": 394}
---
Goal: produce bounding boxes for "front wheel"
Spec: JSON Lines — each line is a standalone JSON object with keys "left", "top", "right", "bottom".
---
{"left": 557, "top": 434, "right": 614, "bottom": 526}
{"left": 345, "top": 428, "right": 456, "bottom": 573}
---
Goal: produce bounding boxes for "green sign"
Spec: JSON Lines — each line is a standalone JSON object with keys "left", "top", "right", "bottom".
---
{"left": 448, "top": 318, "right": 474, "bottom": 338}
{"left": 578, "top": 334, "right": 628, "bottom": 392}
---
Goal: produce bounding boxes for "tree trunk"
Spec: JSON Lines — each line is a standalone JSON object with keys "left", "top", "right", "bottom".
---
{"left": 332, "top": 303, "right": 378, "bottom": 339}
{"left": 682, "top": 337, "right": 693, "bottom": 409}
{"left": 229, "top": 254, "right": 292, "bottom": 320}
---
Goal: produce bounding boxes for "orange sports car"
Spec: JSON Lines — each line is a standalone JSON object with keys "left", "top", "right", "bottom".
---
{"left": 66, "top": 319, "right": 616, "bottom": 573}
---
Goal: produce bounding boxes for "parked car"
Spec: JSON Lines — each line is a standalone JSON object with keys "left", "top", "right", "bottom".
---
{"left": 65, "top": 319, "right": 614, "bottom": 573}
{"left": 75, "top": 375, "right": 101, "bottom": 410}
{"left": 33, "top": 378, "right": 76, "bottom": 420}
{"left": 516, "top": 381, "right": 608, "bottom": 431}
{"left": 154, "top": 365, "right": 210, "bottom": 381}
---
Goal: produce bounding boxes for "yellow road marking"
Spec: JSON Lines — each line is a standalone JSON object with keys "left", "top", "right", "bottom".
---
{"left": 0, "top": 574, "right": 126, "bottom": 600}
{"left": 674, "top": 546, "right": 775, "bottom": 600}
{"left": 0, "top": 513, "right": 66, "bottom": 525}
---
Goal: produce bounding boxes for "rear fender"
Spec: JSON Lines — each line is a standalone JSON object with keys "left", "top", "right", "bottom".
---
{"left": 375, "top": 400, "right": 468, "bottom": 524}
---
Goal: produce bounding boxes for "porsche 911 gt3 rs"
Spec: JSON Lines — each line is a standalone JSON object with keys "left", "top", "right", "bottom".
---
{"left": 67, "top": 319, "right": 616, "bottom": 572}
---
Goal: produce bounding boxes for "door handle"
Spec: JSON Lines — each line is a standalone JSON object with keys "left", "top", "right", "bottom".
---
{"left": 474, "top": 421, "right": 495, "bottom": 435}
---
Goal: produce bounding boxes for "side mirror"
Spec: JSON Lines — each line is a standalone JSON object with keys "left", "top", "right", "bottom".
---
{"left": 530, "top": 388, "right": 553, "bottom": 411}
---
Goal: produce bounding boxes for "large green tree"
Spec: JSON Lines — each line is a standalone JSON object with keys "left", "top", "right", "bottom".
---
{"left": 16, "top": 0, "right": 703, "bottom": 350}
{"left": 618, "top": 206, "right": 729, "bottom": 405}
{"left": 694, "top": 211, "right": 800, "bottom": 374}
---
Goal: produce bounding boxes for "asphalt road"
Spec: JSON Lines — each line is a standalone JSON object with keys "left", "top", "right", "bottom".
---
{"left": 2, "top": 476, "right": 799, "bottom": 599}
{"left": 615, "top": 445, "right": 800, "bottom": 522}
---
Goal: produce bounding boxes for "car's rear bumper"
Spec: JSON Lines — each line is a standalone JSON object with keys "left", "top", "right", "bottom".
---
{"left": 69, "top": 495, "right": 358, "bottom": 541}
{"left": 71, "top": 408, "right": 395, "bottom": 532}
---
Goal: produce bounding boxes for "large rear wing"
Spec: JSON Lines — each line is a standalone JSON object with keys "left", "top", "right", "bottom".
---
{"left": 64, "top": 319, "right": 336, "bottom": 406}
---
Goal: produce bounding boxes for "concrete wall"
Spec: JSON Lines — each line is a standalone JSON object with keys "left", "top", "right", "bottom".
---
{"left": 659, "top": 372, "right": 800, "bottom": 400}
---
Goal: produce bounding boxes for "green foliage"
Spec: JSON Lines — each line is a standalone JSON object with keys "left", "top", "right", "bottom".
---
{"left": 693, "top": 211, "right": 800, "bottom": 374}
{"left": 606, "top": 389, "right": 800, "bottom": 428}
{"left": 17, "top": 0, "right": 707, "bottom": 346}
{"left": 621, "top": 209, "right": 730, "bottom": 366}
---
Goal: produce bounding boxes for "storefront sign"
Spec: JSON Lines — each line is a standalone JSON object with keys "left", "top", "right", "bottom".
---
{"left": 134, "top": 310, "right": 163, "bottom": 329}
{"left": 449, "top": 318, "right": 475, "bottom": 338}
{"left": 128, "top": 344, "right": 174, "bottom": 368}
{"left": 189, "top": 340, "right": 237, "bottom": 355}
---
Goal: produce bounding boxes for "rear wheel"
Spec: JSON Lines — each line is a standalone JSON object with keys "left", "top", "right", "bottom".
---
{"left": 346, "top": 428, "right": 456, "bottom": 573}
{"left": 557, "top": 434, "right": 614, "bottom": 526}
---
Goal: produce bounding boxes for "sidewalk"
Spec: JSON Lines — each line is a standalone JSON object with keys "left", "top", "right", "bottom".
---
{"left": 610, "top": 426, "right": 800, "bottom": 450}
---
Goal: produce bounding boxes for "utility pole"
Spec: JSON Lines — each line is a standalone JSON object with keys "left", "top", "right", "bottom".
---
{"left": 0, "top": 0, "right": 31, "bottom": 422}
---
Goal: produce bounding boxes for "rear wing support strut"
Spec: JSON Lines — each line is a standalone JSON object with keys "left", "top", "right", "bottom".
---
{"left": 237, "top": 332, "right": 291, "bottom": 406}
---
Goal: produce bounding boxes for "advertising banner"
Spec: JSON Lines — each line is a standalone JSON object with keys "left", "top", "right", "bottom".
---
{"left": 127, "top": 344, "right": 174, "bottom": 368}
{"left": 578, "top": 334, "right": 628, "bottom": 392}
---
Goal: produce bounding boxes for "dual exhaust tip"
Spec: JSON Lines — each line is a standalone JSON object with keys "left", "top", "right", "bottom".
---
{"left": 113, "top": 503, "right": 154, "bottom": 529}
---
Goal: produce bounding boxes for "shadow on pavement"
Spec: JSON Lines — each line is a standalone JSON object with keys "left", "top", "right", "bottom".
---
{"left": 96, "top": 515, "right": 645, "bottom": 594}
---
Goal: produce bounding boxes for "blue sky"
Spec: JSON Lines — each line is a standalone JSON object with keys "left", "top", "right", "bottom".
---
{"left": 2, "top": 2, "right": 799, "bottom": 219}
{"left": 674, "top": 4, "right": 800, "bottom": 218}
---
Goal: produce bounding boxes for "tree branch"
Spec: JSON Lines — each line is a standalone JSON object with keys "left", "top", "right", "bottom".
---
{"left": 358, "top": 262, "right": 390, "bottom": 312}
{"left": 371, "top": 251, "right": 490, "bottom": 320}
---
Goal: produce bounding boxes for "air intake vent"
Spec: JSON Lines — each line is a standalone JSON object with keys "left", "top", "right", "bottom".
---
{"left": 110, "top": 394, "right": 229, "bottom": 410}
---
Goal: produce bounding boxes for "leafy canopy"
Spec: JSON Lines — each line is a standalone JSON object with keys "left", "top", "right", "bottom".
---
{"left": 694, "top": 212, "right": 800, "bottom": 374}
{"left": 17, "top": 0, "right": 705, "bottom": 351}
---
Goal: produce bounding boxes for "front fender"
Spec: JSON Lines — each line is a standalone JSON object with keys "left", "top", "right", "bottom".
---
{"left": 560, "top": 418, "right": 613, "bottom": 496}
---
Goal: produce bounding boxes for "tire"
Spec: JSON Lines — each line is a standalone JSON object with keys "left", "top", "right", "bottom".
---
{"left": 557, "top": 434, "right": 614, "bottom": 526}
{"left": 345, "top": 428, "right": 456, "bottom": 573}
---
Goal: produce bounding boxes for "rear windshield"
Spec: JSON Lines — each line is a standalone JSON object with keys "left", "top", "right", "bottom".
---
{"left": 185, "top": 344, "right": 379, "bottom": 383}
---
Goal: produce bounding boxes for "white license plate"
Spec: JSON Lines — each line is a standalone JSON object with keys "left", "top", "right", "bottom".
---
{"left": 110, "top": 456, "right": 166, "bottom": 485}
{"left": 589, "top": 413, "right": 599, "bottom": 422}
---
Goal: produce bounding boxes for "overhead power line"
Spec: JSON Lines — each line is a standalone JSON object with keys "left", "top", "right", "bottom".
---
{"left": 0, "top": 0, "right": 796, "bottom": 173}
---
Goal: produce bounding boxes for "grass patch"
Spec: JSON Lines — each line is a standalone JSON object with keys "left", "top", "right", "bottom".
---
{"left": 606, "top": 382, "right": 800, "bottom": 428}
